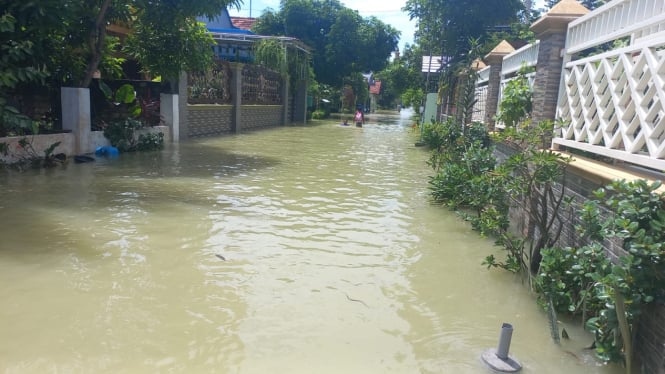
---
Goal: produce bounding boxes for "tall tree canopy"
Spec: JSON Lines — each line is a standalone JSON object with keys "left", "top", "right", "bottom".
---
{"left": 375, "top": 45, "right": 424, "bottom": 108}
{"left": 404, "top": 0, "right": 524, "bottom": 62}
{"left": 1, "top": 0, "right": 241, "bottom": 88}
{"left": 252, "top": 0, "right": 400, "bottom": 86}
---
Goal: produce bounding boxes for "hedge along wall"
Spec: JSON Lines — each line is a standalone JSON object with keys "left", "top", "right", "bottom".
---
{"left": 494, "top": 143, "right": 665, "bottom": 374}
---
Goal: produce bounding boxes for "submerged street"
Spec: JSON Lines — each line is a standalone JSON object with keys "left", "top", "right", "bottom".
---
{"left": 0, "top": 111, "right": 620, "bottom": 373}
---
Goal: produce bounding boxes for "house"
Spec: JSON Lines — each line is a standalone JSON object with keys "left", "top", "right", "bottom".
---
{"left": 198, "top": 9, "right": 309, "bottom": 64}
{"left": 198, "top": 10, "right": 255, "bottom": 63}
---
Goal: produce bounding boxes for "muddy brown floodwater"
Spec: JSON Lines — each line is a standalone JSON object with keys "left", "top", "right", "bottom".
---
{"left": 0, "top": 110, "right": 622, "bottom": 373}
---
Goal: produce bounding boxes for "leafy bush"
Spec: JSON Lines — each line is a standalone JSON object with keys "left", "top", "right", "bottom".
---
{"left": 495, "top": 65, "right": 533, "bottom": 127}
{"left": 536, "top": 179, "right": 665, "bottom": 366}
{"left": 103, "top": 118, "right": 164, "bottom": 153}
{"left": 137, "top": 132, "right": 164, "bottom": 151}
{"left": 103, "top": 118, "right": 143, "bottom": 152}
{"left": 311, "top": 109, "right": 328, "bottom": 119}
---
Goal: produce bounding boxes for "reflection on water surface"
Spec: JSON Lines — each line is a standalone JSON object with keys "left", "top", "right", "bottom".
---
{"left": 0, "top": 112, "right": 620, "bottom": 373}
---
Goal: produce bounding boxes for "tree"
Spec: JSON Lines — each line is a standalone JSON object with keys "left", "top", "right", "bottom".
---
{"left": 375, "top": 55, "right": 422, "bottom": 109}
{"left": 252, "top": 0, "right": 399, "bottom": 87}
{"left": 404, "top": 0, "right": 523, "bottom": 62}
{"left": 0, "top": 13, "right": 49, "bottom": 135}
{"left": 1, "top": 0, "right": 242, "bottom": 88}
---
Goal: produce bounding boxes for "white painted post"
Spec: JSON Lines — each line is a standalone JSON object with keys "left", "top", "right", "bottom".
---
{"left": 160, "top": 93, "right": 179, "bottom": 142}
{"left": 61, "top": 87, "right": 91, "bottom": 154}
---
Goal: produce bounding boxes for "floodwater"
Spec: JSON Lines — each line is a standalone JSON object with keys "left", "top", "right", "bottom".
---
{"left": 0, "top": 110, "right": 621, "bottom": 373}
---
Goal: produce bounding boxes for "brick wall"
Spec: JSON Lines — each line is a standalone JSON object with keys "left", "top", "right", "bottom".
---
{"left": 495, "top": 145, "right": 664, "bottom": 374}
{"left": 637, "top": 304, "right": 665, "bottom": 374}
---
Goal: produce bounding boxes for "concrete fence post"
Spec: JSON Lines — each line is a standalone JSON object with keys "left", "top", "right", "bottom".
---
{"left": 230, "top": 63, "right": 244, "bottom": 133}
{"left": 484, "top": 40, "right": 514, "bottom": 131}
{"left": 282, "top": 74, "right": 290, "bottom": 126}
{"left": 160, "top": 93, "right": 179, "bottom": 142}
{"left": 177, "top": 71, "right": 189, "bottom": 140}
{"left": 61, "top": 87, "right": 91, "bottom": 154}
{"left": 293, "top": 79, "right": 308, "bottom": 124}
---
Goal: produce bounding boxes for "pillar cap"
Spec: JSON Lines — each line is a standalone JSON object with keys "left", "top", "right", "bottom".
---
{"left": 530, "top": 0, "right": 589, "bottom": 37}
{"left": 471, "top": 58, "right": 487, "bottom": 70}
{"left": 484, "top": 40, "right": 515, "bottom": 64}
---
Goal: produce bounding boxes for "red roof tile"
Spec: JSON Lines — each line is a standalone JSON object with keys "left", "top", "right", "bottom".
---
{"left": 231, "top": 17, "right": 257, "bottom": 31}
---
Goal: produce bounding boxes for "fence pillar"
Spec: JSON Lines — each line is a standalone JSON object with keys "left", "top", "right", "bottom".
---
{"left": 230, "top": 63, "right": 244, "bottom": 133}
{"left": 282, "top": 74, "right": 290, "bottom": 126}
{"left": 530, "top": 0, "right": 588, "bottom": 125}
{"left": 61, "top": 87, "right": 91, "bottom": 154}
{"left": 484, "top": 40, "right": 514, "bottom": 131}
{"left": 177, "top": 71, "right": 189, "bottom": 140}
{"left": 161, "top": 93, "right": 179, "bottom": 142}
{"left": 293, "top": 79, "right": 308, "bottom": 123}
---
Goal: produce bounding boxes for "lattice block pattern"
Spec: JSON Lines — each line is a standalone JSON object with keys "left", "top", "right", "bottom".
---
{"left": 242, "top": 65, "right": 283, "bottom": 105}
{"left": 555, "top": 46, "right": 665, "bottom": 169}
{"left": 188, "top": 60, "right": 232, "bottom": 104}
{"left": 472, "top": 85, "right": 488, "bottom": 123}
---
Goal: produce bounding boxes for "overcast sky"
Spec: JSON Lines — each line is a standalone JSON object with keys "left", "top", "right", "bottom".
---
{"left": 228, "top": 0, "right": 549, "bottom": 52}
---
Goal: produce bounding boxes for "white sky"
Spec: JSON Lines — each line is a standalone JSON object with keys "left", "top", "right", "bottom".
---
{"left": 228, "top": 0, "right": 550, "bottom": 52}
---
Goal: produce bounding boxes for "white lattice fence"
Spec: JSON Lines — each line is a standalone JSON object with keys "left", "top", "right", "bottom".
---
{"left": 472, "top": 66, "right": 491, "bottom": 123}
{"left": 472, "top": 85, "right": 488, "bottom": 123}
{"left": 554, "top": 0, "right": 665, "bottom": 171}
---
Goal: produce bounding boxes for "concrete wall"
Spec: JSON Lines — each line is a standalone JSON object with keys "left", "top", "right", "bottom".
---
{"left": 187, "top": 105, "right": 234, "bottom": 137}
{"left": 186, "top": 104, "right": 283, "bottom": 137}
{"left": 0, "top": 126, "right": 170, "bottom": 164}
{"left": 240, "top": 105, "right": 282, "bottom": 130}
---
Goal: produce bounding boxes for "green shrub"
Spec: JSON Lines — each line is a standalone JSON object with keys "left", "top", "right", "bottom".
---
{"left": 495, "top": 64, "right": 533, "bottom": 127}
{"left": 137, "top": 132, "right": 164, "bottom": 151}
{"left": 311, "top": 109, "right": 328, "bottom": 119}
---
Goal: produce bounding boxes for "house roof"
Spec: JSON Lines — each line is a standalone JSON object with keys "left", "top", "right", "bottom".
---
{"left": 231, "top": 17, "right": 257, "bottom": 31}
{"left": 199, "top": 9, "right": 254, "bottom": 35}
{"left": 202, "top": 8, "right": 311, "bottom": 54}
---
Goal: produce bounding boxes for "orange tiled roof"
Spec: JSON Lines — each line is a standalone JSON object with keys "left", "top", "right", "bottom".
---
{"left": 231, "top": 17, "right": 257, "bottom": 31}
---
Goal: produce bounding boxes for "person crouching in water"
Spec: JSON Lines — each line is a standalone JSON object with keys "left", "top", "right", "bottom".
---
{"left": 354, "top": 108, "right": 364, "bottom": 127}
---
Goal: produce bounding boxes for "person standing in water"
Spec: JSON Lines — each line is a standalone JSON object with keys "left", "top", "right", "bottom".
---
{"left": 354, "top": 108, "right": 364, "bottom": 127}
